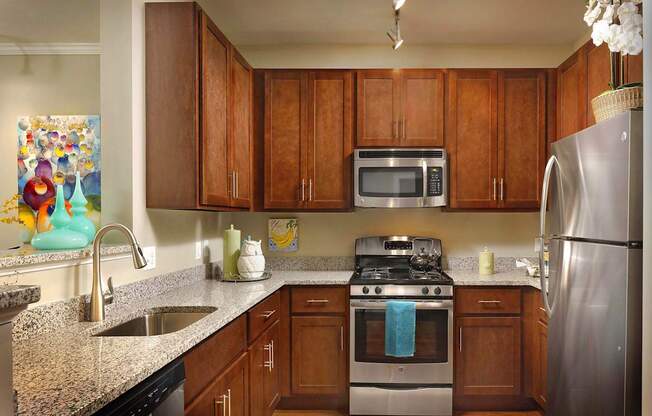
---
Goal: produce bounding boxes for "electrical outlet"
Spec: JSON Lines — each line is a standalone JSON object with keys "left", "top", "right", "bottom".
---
{"left": 534, "top": 237, "right": 542, "bottom": 253}
{"left": 195, "top": 241, "right": 202, "bottom": 260}
{"left": 142, "top": 246, "right": 156, "bottom": 270}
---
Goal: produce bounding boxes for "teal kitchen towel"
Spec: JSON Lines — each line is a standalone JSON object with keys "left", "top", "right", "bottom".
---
{"left": 385, "top": 300, "right": 416, "bottom": 357}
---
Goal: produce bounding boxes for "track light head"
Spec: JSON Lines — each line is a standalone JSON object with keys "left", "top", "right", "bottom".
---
{"left": 393, "top": 0, "right": 406, "bottom": 11}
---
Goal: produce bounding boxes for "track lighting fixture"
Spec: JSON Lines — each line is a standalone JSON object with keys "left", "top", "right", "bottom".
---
{"left": 387, "top": 10, "right": 403, "bottom": 50}
{"left": 393, "top": 0, "right": 406, "bottom": 11}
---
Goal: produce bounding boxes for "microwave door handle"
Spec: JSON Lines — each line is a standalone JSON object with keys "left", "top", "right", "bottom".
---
{"left": 539, "top": 155, "right": 558, "bottom": 318}
{"left": 422, "top": 160, "right": 428, "bottom": 204}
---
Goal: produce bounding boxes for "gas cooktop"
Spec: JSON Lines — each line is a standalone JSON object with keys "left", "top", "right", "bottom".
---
{"left": 349, "top": 236, "right": 454, "bottom": 298}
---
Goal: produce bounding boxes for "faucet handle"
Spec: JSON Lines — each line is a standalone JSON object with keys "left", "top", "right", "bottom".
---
{"left": 105, "top": 276, "right": 115, "bottom": 304}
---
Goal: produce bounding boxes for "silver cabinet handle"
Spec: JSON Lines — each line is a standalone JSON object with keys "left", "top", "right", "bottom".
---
{"left": 271, "top": 340, "right": 274, "bottom": 369}
{"left": 459, "top": 327, "right": 463, "bottom": 352}
{"left": 539, "top": 155, "right": 559, "bottom": 318}
{"left": 306, "top": 299, "right": 329, "bottom": 304}
{"left": 228, "top": 172, "right": 234, "bottom": 197}
{"left": 500, "top": 178, "right": 504, "bottom": 201}
{"left": 259, "top": 310, "right": 276, "bottom": 319}
{"left": 308, "top": 178, "right": 313, "bottom": 201}
{"left": 478, "top": 300, "right": 502, "bottom": 304}
{"left": 394, "top": 121, "right": 398, "bottom": 139}
{"left": 215, "top": 394, "right": 227, "bottom": 416}
{"left": 300, "top": 179, "right": 305, "bottom": 201}
{"left": 402, "top": 119, "right": 406, "bottom": 139}
{"left": 226, "top": 389, "right": 231, "bottom": 416}
{"left": 492, "top": 177, "right": 497, "bottom": 201}
{"left": 340, "top": 326, "right": 344, "bottom": 351}
{"left": 264, "top": 343, "right": 273, "bottom": 372}
{"left": 234, "top": 171, "right": 238, "bottom": 199}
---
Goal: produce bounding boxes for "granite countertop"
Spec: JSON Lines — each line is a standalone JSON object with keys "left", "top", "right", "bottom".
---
{"left": 0, "top": 245, "right": 131, "bottom": 270}
{"left": 448, "top": 269, "right": 543, "bottom": 289}
{"left": 13, "top": 269, "right": 542, "bottom": 416}
{"left": 13, "top": 271, "right": 351, "bottom": 416}
{"left": 0, "top": 285, "right": 40, "bottom": 311}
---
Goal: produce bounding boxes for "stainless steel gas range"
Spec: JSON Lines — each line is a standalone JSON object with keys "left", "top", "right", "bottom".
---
{"left": 349, "top": 236, "right": 454, "bottom": 416}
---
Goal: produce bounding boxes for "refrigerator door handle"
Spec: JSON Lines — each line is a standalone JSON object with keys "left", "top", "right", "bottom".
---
{"left": 539, "top": 155, "right": 559, "bottom": 317}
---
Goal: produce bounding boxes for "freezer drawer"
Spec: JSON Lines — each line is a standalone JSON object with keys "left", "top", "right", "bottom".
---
{"left": 350, "top": 385, "right": 452, "bottom": 415}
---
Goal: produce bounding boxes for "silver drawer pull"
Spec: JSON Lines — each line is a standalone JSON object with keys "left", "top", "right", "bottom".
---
{"left": 306, "top": 299, "right": 329, "bottom": 304}
{"left": 478, "top": 300, "right": 502, "bottom": 304}
{"left": 259, "top": 310, "right": 276, "bottom": 319}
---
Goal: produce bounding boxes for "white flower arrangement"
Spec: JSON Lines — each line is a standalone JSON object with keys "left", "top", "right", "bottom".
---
{"left": 584, "top": 0, "right": 643, "bottom": 56}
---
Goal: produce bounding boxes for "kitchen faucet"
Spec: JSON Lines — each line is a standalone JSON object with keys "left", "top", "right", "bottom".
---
{"left": 89, "top": 223, "right": 147, "bottom": 322}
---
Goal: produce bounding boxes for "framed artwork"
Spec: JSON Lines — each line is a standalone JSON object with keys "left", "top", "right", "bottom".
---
{"left": 16, "top": 115, "right": 101, "bottom": 241}
{"left": 268, "top": 218, "right": 298, "bottom": 252}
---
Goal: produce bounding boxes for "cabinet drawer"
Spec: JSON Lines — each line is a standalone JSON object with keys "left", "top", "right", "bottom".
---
{"left": 291, "top": 287, "right": 347, "bottom": 314}
{"left": 184, "top": 314, "right": 246, "bottom": 405}
{"left": 248, "top": 291, "right": 281, "bottom": 343}
{"left": 456, "top": 287, "right": 521, "bottom": 315}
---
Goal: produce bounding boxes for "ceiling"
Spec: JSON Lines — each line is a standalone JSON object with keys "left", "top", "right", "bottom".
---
{"left": 203, "top": 0, "right": 588, "bottom": 46}
{"left": 0, "top": 0, "right": 99, "bottom": 44}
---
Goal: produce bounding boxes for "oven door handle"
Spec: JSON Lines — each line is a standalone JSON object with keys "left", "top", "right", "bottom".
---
{"left": 350, "top": 300, "right": 453, "bottom": 310}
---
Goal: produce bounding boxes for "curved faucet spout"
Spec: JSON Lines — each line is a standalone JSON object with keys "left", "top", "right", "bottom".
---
{"left": 89, "top": 224, "right": 147, "bottom": 322}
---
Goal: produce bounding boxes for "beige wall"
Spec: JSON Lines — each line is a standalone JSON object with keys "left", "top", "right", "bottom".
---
{"left": 232, "top": 210, "right": 538, "bottom": 258}
{"left": 238, "top": 43, "right": 576, "bottom": 69}
{"left": 0, "top": 54, "right": 101, "bottom": 249}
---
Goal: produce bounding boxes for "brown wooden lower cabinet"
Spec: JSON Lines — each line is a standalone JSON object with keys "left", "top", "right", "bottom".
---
{"left": 455, "top": 316, "right": 522, "bottom": 396}
{"left": 186, "top": 352, "right": 249, "bottom": 416}
{"left": 534, "top": 319, "right": 548, "bottom": 409}
{"left": 291, "top": 315, "right": 347, "bottom": 396}
{"left": 249, "top": 321, "right": 281, "bottom": 416}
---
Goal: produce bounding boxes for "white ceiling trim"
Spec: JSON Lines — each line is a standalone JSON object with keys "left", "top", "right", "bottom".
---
{"left": 0, "top": 43, "right": 101, "bottom": 56}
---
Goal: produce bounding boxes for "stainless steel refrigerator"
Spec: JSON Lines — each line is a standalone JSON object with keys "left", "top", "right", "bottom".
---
{"left": 539, "top": 110, "right": 643, "bottom": 415}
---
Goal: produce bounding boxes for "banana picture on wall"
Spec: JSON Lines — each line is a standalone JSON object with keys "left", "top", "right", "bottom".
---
{"left": 268, "top": 218, "right": 298, "bottom": 252}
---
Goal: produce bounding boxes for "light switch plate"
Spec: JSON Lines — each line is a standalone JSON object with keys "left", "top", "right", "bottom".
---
{"left": 195, "top": 241, "right": 202, "bottom": 260}
{"left": 142, "top": 246, "right": 156, "bottom": 270}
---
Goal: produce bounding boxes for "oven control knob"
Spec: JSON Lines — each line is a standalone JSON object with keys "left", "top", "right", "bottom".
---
{"left": 422, "top": 287, "right": 429, "bottom": 295}
{"left": 434, "top": 287, "right": 442, "bottom": 295}
{"left": 375, "top": 286, "right": 382, "bottom": 295}
{"left": 362, "top": 286, "right": 369, "bottom": 294}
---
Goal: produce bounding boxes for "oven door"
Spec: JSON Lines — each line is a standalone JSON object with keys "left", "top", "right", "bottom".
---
{"left": 350, "top": 299, "right": 453, "bottom": 384}
{"left": 354, "top": 159, "right": 426, "bottom": 208}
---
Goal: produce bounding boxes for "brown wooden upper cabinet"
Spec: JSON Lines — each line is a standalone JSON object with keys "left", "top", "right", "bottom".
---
{"left": 556, "top": 39, "right": 643, "bottom": 139}
{"left": 146, "top": 2, "right": 252, "bottom": 210}
{"left": 356, "top": 69, "right": 444, "bottom": 148}
{"left": 447, "top": 69, "right": 546, "bottom": 210}
{"left": 264, "top": 70, "right": 353, "bottom": 211}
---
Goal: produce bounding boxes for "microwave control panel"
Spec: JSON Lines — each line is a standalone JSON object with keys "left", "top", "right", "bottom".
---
{"left": 427, "top": 167, "right": 444, "bottom": 197}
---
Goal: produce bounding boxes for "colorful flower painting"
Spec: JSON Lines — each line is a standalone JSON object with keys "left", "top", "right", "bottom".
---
{"left": 16, "top": 115, "right": 101, "bottom": 242}
{"left": 268, "top": 218, "right": 298, "bottom": 252}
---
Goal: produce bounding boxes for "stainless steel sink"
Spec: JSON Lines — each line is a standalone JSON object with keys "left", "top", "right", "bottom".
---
{"left": 94, "top": 308, "right": 216, "bottom": 337}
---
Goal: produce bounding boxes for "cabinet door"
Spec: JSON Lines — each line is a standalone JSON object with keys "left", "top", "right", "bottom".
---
{"left": 229, "top": 48, "right": 253, "bottom": 208}
{"left": 586, "top": 43, "right": 612, "bottom": 126}
{"left": 557, "top": 49, "right": 587, "bottom": 140}
{"left": 534, "top": 320, "right": 548, "bottom": 409}
{"left": 250, "top": 322, "right": 280, "bottom": 416}
{"left": 264, "top": 71, "right": 306, "bottom": 209}
{"left": 306, "top": 70, "right": 353, "bottom": 210}
{"left": 185, "top": 378, "right": 221, "bottom": 416}
{"left": 400, "top": 69, "right": 445, "bottom": 147}
{"left": 199, "top": 12, "right": 231, "bottom": 207}
{"left": 356, "top": 69, "right": 400, "bottom": 147}
{"left": 291, "top": 316, "right": 346, "bottom": 396}
{"left": 447, "top": 70, "right": 499, "bottom": 209}
{"left": 498, "top": 70, "right": 546, "bottom": 209}
{"left": 623, "top": 53, "right": 643, "bottom": 84}
{"left": 455, "top": 316, "right": 521, "bottom": 396}
{"left": 221, "top": 353, "right": 250, "bottom": 416}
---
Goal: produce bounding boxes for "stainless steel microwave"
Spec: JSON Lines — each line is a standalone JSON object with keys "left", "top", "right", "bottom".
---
{"left": 354, "top": 148, "right": 447, "bottom": 208}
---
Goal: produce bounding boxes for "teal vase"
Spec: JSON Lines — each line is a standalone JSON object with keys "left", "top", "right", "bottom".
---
{"left": 68, "top": 172, "right": 96, "bottom": 242}
{"left": 31, "top": 185, "right": 89, "bottom": 250}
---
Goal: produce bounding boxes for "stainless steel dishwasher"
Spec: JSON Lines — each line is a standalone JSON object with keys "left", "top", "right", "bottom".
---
{"left": 95, "top": 359, "right": 185, "bottom": 415}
